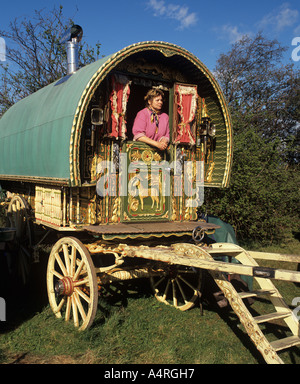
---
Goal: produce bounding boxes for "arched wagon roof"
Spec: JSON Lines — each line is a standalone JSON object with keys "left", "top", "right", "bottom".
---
{"left": 0, "top": 41, "right": 232, "bottom": 187}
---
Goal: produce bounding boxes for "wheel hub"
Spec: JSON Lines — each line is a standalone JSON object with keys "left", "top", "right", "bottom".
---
{"left": 168, "top": 265, "right": 178, "bottom": 279}
{"left": 55, "top": 277, "right": 74, "bottom": 296}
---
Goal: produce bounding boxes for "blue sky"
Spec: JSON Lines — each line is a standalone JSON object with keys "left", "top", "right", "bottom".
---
{"left": 0, "top": 0, "right": 299, "bottom": 70}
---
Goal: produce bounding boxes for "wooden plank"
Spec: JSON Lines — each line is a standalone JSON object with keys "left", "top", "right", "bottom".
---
{"left": 119, "top": 244, "right": 300, "bottom": 283}
{"left": 254, "top": 312, "right": 291, "bottom": 324}
{"left": 238, "top": 289, "right": 276, "bottom": 299}
{"left": 270, "top": 336, "right": 300, "bottom": 352}
{"left": 248, "top": 251, "right": 300, "bottom": 263}
{"left": 82, "top": 221, "right": 220, "bottom": 235}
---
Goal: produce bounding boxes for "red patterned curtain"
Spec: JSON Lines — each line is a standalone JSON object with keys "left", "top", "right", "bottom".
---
{"left": 110, "top": 75, "right": 131, "bottom": 139}
{"left": 175, "top": 84, "right": 198, "bottom": 145}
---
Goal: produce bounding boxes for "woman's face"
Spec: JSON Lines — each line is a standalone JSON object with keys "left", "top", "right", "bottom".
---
{"left": 149, "top": 95, "right": 163, "bottom": 112}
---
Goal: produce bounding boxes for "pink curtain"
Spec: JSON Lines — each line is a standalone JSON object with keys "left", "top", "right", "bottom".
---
{"left": 110, "top": 75, "right": 131, "bottom": 139}
{"left": 175, "top": 84, "right": 197, "bottom": 145}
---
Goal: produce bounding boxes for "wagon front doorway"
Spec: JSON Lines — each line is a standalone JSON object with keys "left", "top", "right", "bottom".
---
{"left": 118, "top": 82, "right": 171, "bottom": 222}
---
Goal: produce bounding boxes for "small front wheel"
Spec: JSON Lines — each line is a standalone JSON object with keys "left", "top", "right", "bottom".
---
{"left": 47, "top": 237, "right": 98, "bottom": 330}
{"left": 150, "top": 265, "right": 203, "bottom": 311}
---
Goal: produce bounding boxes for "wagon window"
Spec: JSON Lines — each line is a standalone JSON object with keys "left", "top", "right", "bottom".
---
{"left": 126, "top": 82, "right": 170, "bottom": 141}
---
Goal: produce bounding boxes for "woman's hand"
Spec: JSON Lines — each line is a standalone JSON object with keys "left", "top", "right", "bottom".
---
{"left": 137, "top": 136, "right": 169, "bottom": 151}
{"left": 156, "top": 139, "right": 168, "bottom": 151}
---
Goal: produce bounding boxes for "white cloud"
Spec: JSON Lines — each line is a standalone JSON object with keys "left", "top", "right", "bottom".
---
{"left": 257, "top": 3, "right": 299, "bottom": 32}
{"left": 220, "top": 24, "right": 245, "bottom": 44}
{"left": 294, "top": 25, "right": 300, "bottom": 35}
{"left": 147, "top": 0, "right": 197, "bottom": 30}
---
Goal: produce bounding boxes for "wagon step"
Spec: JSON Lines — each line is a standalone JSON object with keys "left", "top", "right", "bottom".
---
{"left": 238, "top": 289, "right": 276, "bottom": 299}
{"left": 253, "top": 311, "right": 291, "bottom": 324}
{"left": 270, "top": 336, "right": 300, "bottom": 352}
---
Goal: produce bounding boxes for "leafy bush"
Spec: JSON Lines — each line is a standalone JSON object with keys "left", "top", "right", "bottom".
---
{"left": 203, "top": 33, "right": 300, "bottom": 245}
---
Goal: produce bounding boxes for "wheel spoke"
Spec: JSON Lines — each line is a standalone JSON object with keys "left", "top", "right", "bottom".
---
{"left": 75, "top": 287, "right": 91, "bottom": 304}
{"left": 162, "top": 279, "right": 171, "bottom": 300}
{"left": 172, "top": 280, "right": 178, "bottom": 307}
{"left": 175, "top": 278, "right": 188, "bottom": 304}
{"left": 63, "top": 244, "right": 71, "bottom": 275}
{"left": 55, "top": 297, "right": 66, "bottom": 314}
{"left": 50, "top": 269, "right": 64, "bottom": 280}
{"left": 65, "top": 296, "right": 72, "bottom": 322}
{"left": 153, "top": 276, "right": 165, "bottom": 289}
{"left": 178, "top": 274, "right": 198, "bottom": 292}
{"left": 74, "top": 292, "right": 87, "bottom": 322}
{"left": 70, "top": 246, "right": 76, "bottom": 276}
{"left": 73, "top": 277, "right": 90, "bottom": 287}
{"left": 72, "top": 295, "right": 79, "bottom": 327}
{"left": 54, "top": 252, "right": 68, "bottom": 276}
{"left": 73, "top": 259, "right": 85, "bottom": 281}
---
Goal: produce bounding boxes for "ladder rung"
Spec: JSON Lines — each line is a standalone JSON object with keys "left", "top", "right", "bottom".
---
{"left": 254, "top": 311, "right": 291, "bottom": 324}
{"left": 238, "top": 289, "right": 276, "bottom": 299}
{"left": 270, "top": 336, "right": 300, "bottom": 352}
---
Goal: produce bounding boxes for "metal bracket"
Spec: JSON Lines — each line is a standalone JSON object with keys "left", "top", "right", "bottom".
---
{"left": 253, "top": 267, "right": 275, "bottom": 279}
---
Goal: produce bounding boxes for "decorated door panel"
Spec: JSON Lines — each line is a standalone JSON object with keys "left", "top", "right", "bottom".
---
{"left": 121, "top": 142, "right": 170, "bottom": 222}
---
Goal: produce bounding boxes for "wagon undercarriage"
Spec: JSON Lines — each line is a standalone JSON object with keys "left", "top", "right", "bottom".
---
{"left": 1, "top": 191, "right": 300, "bottom": 365}
{"left": 46, "top": 232, "right": 300, "bottom": 365}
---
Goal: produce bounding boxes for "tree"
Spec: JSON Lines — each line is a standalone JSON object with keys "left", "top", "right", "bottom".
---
{"left": 216, "top": 33, "right": 299, "bottom": 139}
{"left": 0, "top": 6, "right": 101, "bottom": 115}
{"left": 203, "top": 33, "right": 300, "bottom": 244}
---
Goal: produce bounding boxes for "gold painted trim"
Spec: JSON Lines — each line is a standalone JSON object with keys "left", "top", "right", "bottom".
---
{"left": 102, "top": 231, "right": 193, "bottom": 241}
{"left": 0, "top": 174, "right": 70, "bottom": 186}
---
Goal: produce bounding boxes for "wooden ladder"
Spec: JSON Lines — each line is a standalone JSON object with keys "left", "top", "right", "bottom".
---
{"left": 120, "top": 242, "right": 300, "bottom": 364}
{"left": 207, "top": 245, "right": 300, "bottom": 364}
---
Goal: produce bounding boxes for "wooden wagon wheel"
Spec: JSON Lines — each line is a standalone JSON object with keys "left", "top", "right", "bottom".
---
{"left": 150, "top": 265, "right": 204, "bottom": 311}
{"left": 7, "top": 195, "right": 33, "bottom": 283}
{"left": 47, "top": 237, "right": 98, "bottom": 331}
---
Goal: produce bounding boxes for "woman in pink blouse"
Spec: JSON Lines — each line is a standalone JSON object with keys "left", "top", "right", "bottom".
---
{"left": 132, "top": 88, "right": 169, "bottom": 151}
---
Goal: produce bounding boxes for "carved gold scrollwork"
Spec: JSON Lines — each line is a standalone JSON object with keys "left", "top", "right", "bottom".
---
{"left": 130, "top": 149, "right": 141, "bottom": 162}
{"left": 153, "top": 152, "right": 162, "bottom": 162}
{"left": 89, "top": 194, "right": 97, "bottom": 225}
{"left": 205, "top": 162, "right": 215, "bottom": 183}
{"left": 111, "top": 197, "right": 121, "bottom": 223}
{"left": 129, "top": 197, "right": 139, "bottom": 212}
{"left": 141, "top": 149, "right": 153, "bottom": 164}
{"left": 158, "top": 48, "right": 176, "bottom": 57}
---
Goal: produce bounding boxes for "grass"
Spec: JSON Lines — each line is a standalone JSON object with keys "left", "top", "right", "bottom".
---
{"left": 0, "top": 290, "right": 263, "bottom": 364}
{"left": 0, "top": 236, "right": 299, "bottom": 365}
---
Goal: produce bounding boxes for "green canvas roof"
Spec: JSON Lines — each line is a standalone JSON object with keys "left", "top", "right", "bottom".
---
{"left": 0, "top": 53, "right": 113, "bottom": 185}
{"left": 0, "top": 41, "right": 232, "bottom": 187}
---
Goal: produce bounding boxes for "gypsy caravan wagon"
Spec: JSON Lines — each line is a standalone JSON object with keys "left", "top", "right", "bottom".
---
{"left": 0, "top": 34, "right": 299, "bottom": 364}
